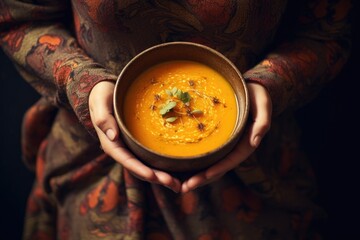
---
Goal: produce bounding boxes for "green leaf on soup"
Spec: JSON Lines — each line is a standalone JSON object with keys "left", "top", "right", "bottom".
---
{"left": 165, "top": 89, "right": 172, "bottom": 96}
{"left": 159, "top": 101, "right": 177, "bottom": 115}
{"left": 165, "top": 116, "right": 178, "bottom": 123}
{"left": 191, "top": 109, "right": 203, "bottom": 115}
{"left": 179, "top": 91, "right": 191, "bottom": 104}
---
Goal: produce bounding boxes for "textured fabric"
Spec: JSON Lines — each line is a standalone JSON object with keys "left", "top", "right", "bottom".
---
{"left": 0, "top": 0, "right": 352, "bottom": 239}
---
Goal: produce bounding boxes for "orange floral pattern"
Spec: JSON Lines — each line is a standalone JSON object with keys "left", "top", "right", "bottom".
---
{"left": 0, "top": 0, "right": 351, "bottom": 239}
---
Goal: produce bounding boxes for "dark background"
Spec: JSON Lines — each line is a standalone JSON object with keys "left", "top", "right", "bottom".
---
{"left": 1, "top": 8, "right": 359, "bottom": 240}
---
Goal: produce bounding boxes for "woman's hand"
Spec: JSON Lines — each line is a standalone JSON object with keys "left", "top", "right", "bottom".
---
{"left": 89, "top": 81, "right": 181, "bottom": 192}
{"left": 181, "top": 82, "right": 272, "bottom": 193}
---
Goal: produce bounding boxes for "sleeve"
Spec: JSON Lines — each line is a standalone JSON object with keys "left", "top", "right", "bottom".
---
{"left": 0, "top": 0, "right": 118, "bottom": 136}
{"left": 243, "top": 0, "right": 352, "bottom": 115}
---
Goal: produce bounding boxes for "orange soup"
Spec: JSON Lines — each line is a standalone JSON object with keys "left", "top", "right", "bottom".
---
{"left": 123, "top": 60, "right": 238, "bottom": 157}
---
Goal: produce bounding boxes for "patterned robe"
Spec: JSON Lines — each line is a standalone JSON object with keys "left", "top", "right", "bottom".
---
{"left": 0, "top": 0, "right": 352, "bottom": 239}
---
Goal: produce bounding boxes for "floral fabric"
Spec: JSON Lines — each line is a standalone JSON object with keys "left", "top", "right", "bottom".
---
{"left": 0, "top": 0, "right": 352, "bottom": 239}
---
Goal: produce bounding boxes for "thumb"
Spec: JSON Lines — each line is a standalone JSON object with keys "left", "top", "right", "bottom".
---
{"left": 89, "top": 81, "right": 119, "bottom": 141}
{"left": 247, "top": 83, "right": 272, "bottom": 147}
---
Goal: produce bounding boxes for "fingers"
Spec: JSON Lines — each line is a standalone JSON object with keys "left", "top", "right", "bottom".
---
{"left": 94, "top": 121, "right": 155, "bottom": 179}
{"left": 181, "top": 171, "right": 223, "bottom": 193}
{"left": 181, "top": 83, "right": 272, "bottom": 193}
{"left": 153, "top": 170, "right": 181, "bottom": 193}
{"left": 95, "top": 123, "right": 181, "bottom": 192}
{"left": 88, "top": 82, "right": 272, "bottom": 193}
{"left": 247, "top": 83, "right": 272, "bottom": 147}
{"left": 89, "top": 81, "right": 181, "bottom": 192}
{"left": 89, "top": 81, "right": 119, "bottom": 141}
{"left": 120, "top": 150, "right": 180, "bottom": 192}
{"left": 181, "top": 173, "right": 206, "bottom": 193}
{"left": 181, "top": 130, "right": 253, "bottom": 193}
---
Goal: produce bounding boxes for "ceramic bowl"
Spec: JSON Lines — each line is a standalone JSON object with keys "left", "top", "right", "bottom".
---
{"left": 113, "top": 42, "right": 249, "bottom": 172}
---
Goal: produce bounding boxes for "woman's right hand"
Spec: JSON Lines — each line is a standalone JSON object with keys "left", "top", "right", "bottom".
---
{"left": 89, "top": 81, "right": 181, "bottom": 192}
{"left": 180, "top": 82, "right": 272, "bottom": 192}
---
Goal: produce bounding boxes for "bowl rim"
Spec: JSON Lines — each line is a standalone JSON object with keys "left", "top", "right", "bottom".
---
{"left": 113, "top": 41, "right": 249, "bottom": 162}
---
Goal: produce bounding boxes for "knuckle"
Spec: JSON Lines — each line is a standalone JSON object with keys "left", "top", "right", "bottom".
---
{"left": 264, "top": 122, "right": 271, "bottom": 132}
{"left": 163, "top": 176, "right": 173, "bottom": 186}
{"left": 93, "top": 116, "right": 108, "bottom": 130}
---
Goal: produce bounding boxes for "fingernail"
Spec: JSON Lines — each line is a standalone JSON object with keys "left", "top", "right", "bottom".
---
{"left": 181, "top": 184, "right": 190, "bottom": 193}
{"left": 253, "top": 135, "right": 261, "bottom": 147}
{"left": 184, "top": 184, "right": 198, "bottom": 193}
{"left": 106, "top": 129, "right": 115, "bottom": 141}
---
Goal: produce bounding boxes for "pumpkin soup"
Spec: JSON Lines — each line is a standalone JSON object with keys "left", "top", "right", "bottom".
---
{"left": 123, "top": 60, "right": 238, "bottom": 157}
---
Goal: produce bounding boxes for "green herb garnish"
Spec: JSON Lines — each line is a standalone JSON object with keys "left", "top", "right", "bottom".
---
{"left": 159, "top": 101, "right": 177, "bottom": 115}
{"left": 191, "top": 109, "right": 203, "bottom": 115}
{"left": 165, "top": 116, "right": 178, "bottom": 123}
{"left": 157, "top": 87, "right": 206, "bottom": 131}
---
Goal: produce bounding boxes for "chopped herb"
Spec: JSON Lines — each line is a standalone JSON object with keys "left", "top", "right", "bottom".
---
{"left": 166, "top": 116, "right": 178, "bottom": 123}
{"left": 197, "top": 123, "right": 205, "bottom": 131}
{"left": 179, "top": 91, "right": 191, "bottom": 104}
{"left": 191, "top": 109, "right": 203, "bottom": 115}
{"left": 154, "top": 94, "right": 161, "bottom": 101}
{"left": 171, "top": 87, "right": 178, "bottom": 96}
{"left": 165, "top": 89, "right": 172, "bottom": 96}
{"left": 159, "top": 101, "right": 177, "bottom": 115}
{"left": 175, "top": 90, "right": 182, "bottom": 99}
{"left": 157, "top": 87, "right": 210, "bottom": 130}
{"left": 166, "top": 87, "right": 191, "bottom": 104}
{"left": 212, "top": 97, "right": 220, "bottom": 104}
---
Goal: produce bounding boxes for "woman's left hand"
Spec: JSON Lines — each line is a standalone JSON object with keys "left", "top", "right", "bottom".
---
{"left": 181, "top": 82, "right": 272, "bottom": 193}
{"left": 89, "top": 81, "right": 182, "bottom": 192}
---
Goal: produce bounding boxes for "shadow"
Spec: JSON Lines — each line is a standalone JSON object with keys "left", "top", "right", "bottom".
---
{"left": 0, "top": 3, "right": 358, "bottom": 239}
{"left": 0, "top": 49, "right": 38, "bottom": 240}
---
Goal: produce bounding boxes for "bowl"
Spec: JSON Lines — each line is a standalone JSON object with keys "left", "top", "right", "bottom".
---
{"left": 113, "top": 42, "right": 249, "bottom": 172}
